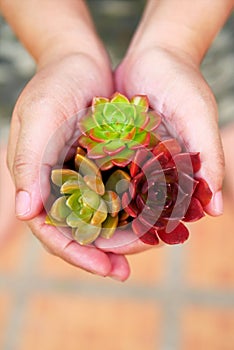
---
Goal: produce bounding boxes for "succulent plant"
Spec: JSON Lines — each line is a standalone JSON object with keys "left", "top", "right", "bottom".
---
{"left": 78, "top": 92, "right": 161, "bottom": 170}
{"left": 122, "top": 138, "right": 212, "bottom": 245}
{"left": 45, "top": 92, "right": 213, "bottom": 247}
{"left": 45, "top": 148, "right": 121, "bottom": 245}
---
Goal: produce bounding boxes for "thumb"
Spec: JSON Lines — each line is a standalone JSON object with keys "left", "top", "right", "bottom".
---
{"left": 9, "top": 103, "right": 79, "bottom": 220}
{"left": 149, "top": 83, "right": 224, "bottom": 217}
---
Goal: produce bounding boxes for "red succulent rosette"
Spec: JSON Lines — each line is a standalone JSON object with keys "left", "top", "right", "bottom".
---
{"left": 122, "top": 138, "right": 212, "bottom": 245}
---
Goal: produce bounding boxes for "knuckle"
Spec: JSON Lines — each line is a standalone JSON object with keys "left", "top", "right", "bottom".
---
{"left": 13, "top": 153, "right": 34, "bottom": 178}
{"left": 60, "top": 240, "right": 75, "bottom": 255}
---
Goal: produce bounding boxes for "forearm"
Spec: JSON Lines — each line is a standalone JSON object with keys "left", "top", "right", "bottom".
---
{"left": 129, "top": 0, "right": 234, "bottom": 63}
{"left": 0, "top": 0, "right": 107, "bottom": 67}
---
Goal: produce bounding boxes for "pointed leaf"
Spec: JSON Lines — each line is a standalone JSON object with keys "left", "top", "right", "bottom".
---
{"left": 110, "top": 92, "right": 130, "bottom": 104}
{"left": 92, "top": 96, "right": 109, "bottom": 106}
{"left": 131, "top": 95, "right": 149, "bottom": 111}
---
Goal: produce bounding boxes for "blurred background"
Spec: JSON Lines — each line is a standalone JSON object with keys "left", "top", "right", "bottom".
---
{"left": 0, "top": 1, "right": 234, "bottom": 349}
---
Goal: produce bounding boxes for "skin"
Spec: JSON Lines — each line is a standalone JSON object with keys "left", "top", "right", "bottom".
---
{"left": 0, "top": 0, "right": 233, "bottom": 280}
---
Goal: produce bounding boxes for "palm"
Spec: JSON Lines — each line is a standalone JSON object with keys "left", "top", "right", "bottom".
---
{"left": 115, "top": 47, "right": 223, "bottom": 217}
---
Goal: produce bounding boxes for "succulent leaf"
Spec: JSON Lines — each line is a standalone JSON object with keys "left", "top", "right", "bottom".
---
{"left": 50, "top": 197, "right": 71, "bottom": 222}
{"left": 45, "top": 214, "right": 68, "bottom": 227}
{"left": 60, "top": 179, "right": 84, "bottom": 194}
{"left": 110, "top": 92, "right": 130, "bottom": 104}
{"left": 90, "top": 199, "right": 108, "bottom": 225}
{"left": 130, "top": 95, "right": 149, "bottom": 111}
{"left": 75, "top": 152, "right": 101, "bottom": 177}
{"left": 100, "top": 215, "right": 119, "bottom": 239}
{"left": 102, "top": 191, "right": 121, "bottom": 217}
{"left": 105, "top": 170, "right": 131, "bottom": 194}
{"left": 83, "top": 175, "right": 105, "bottom": 195}
{"left": 51, "top": 169, "right": 79, "bottom": 187}
{"left": 73, "top": 223, "right": 102, "bottom": 245}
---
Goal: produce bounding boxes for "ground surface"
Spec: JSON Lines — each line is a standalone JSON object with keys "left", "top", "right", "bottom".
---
{"left": 0, "top": 2, "right": 234, "bottom": 349}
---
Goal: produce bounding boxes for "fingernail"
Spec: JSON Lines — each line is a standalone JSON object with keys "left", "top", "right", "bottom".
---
{"left": 212, "top": 190, "right": 223, "bottom": 215}
{"left": 110, "top": 275, "right": 124, "bottom": 282}
{"left": 15, "top": 191, "right": 31, "bottom": 217}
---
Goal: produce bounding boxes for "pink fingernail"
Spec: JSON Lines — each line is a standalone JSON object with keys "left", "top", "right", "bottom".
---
{"left": 212, "top": 190, "right": 223, "bottom": 215}
{"left": 15, "top": 191, "right": 31, "bottom": 217}
{"left": 110, "top": 275, "right": 124, "bottom": 282}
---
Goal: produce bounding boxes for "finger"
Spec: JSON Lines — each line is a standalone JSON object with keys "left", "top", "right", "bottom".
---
{"left": 10, "top": 100, "right": 80, "bottom": 221}
{"left": 29, "top": 212, "right": 112, "bottom": 276}
{"left": 150, "top": 80, "right": 224, "bottom": 216}
{"left": 108, "top": 253, "right": 130, "bottom": 281}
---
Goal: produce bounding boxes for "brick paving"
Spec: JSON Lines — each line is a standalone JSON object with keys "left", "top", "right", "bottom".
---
{"left": 1, "top": 2, "right": 234, "bottom": 350}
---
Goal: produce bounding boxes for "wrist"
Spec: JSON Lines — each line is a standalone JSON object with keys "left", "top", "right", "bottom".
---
{"left": 127, "top": 0, "right": 234, "bottom": 65}
{"left": 126, "top": 20, "right": 202, "bottom": 66}
{"left": 36, "top": 30, "right": 111, "bottom": 71}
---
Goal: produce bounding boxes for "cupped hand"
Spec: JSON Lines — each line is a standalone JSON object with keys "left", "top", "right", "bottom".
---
{"left": 7, "top": 52, "right": 152, "bottom": 281}
{"left": 115, "top": 46, "right": 224, "bottom": 216}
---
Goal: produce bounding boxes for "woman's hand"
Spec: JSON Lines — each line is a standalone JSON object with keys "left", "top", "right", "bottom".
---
{"left": 6, "top": 51, "right": 132, "bottom": 280}
{"left": 115, "top": 46, "right": 225, "bottom": 216}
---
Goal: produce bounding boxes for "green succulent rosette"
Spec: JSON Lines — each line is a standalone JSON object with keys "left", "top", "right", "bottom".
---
{"left": 78, "top": 92, "right": 161, "bottom": 170}
{"left": 45, "top": 149, "right": 121, "bottom": 245}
